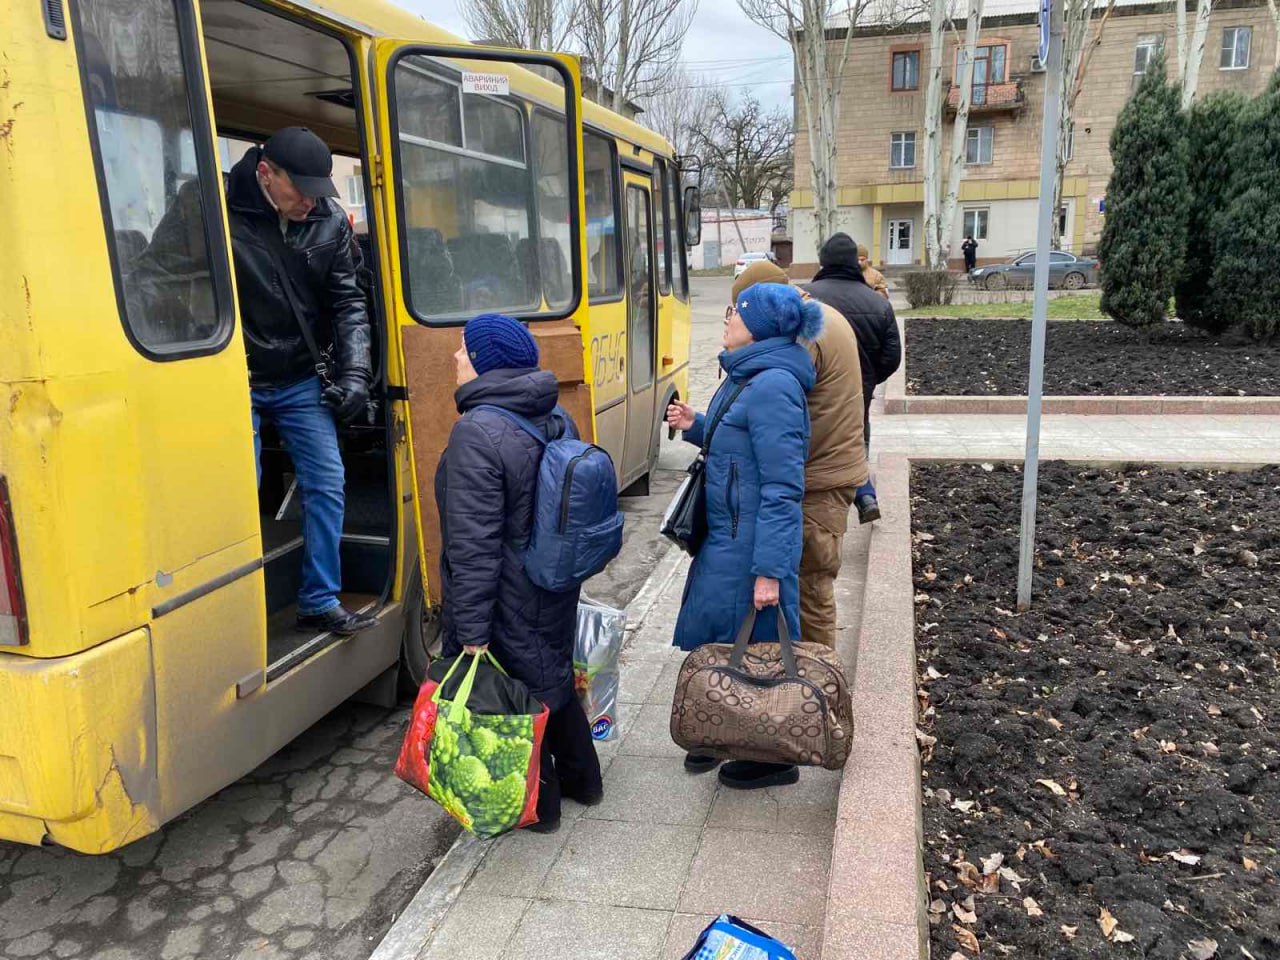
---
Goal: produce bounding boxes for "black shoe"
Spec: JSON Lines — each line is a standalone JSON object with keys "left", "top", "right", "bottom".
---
{"left": 718, "top": 761, "right": 800, "bottom": 790}
{"left": 525, "top": 815, "right": 562, "bottom": 834}
{"left": 296, "top": 604, "right": 377, "bottom": 636}
{"left": 856, "top": 494, "right": 882, "bottom": 525}
{"left": 564, "top": 787, "right": 604, "bottom": 807}
{"left": 684, "top": 753, "right": 723, "bottom": 775}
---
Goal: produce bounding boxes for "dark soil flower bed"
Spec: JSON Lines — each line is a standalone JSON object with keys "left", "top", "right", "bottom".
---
{"left": 906, "top": 318, "right": 1280, "bottom": 396}
{"left": 912, "top": 462, "right": 1279, "bottom": 959}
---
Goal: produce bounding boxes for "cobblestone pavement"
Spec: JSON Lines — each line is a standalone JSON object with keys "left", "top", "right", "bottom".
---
{"left": 0, "top": 704, "right": 457, "bottom": 960}
{"left": 0, "top": 280, "right": 733, "bottom": 960}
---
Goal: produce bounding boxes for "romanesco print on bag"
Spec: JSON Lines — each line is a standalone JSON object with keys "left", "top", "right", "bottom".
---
{"left": 395, "top": 651, "right": 548, "bottom": 839}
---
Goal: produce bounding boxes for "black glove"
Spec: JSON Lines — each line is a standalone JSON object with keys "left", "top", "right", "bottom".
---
{"left": 323, "top": 375, "right": 370, "bottom": 425}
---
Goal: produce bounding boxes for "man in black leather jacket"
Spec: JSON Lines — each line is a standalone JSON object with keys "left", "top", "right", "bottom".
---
{"left": 226, "top": 128, "right": 375, "bottom": 635}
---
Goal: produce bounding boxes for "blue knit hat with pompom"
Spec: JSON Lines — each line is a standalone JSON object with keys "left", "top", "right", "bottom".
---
{"left": 463, "top": 313, "right": 540, "bottom": 375}
{"left": 735, "top": 282, "right": 825, "bottom": 343}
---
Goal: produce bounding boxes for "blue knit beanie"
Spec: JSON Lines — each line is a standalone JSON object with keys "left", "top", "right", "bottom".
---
{"left": 735, "top": 283, "right": 825, "bottom": 343}
{"left": 463, "top": 313, "right": 539, "bottom": 375}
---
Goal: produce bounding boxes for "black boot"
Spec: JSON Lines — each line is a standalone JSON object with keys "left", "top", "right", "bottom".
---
{"left": 296, "top": 604, "right": 377, "bottom": 636}
{"left": 856, "top": 493, "right": 881, "bottom": 525}
{"left": 718, "top": 761, "right": 799, "bottom": 790}
{"left": 684, "top": 753, "right": 722, "bottom": 774}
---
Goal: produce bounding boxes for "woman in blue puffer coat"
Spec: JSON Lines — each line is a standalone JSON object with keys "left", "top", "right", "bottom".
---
{"left": 664, "top": 282, "right": 822, "bottom": 791}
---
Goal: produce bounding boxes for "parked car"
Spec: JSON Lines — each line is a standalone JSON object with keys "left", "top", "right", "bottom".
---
{"left": 733, "top": 250, "right": 778, "bottom": 278}
{"left": 968, "top": 251, "right": 1099, "bottom": 290}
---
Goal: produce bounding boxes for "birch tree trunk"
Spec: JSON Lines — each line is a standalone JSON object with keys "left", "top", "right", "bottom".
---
{"left": 1052, "top": 0, "right": 1115, "bottom": 248}
{"left": 939, "top": 0, "right": 985, "bottom": 268}
{"left": 922, "top": 0, "right": 948, "bottom": 269}
{"left": 1175, "top": 0, "right": 1187, "bottom": 81}
{"left": 1270, "top": 0, "right": 1280, "bottom": 68}
{"left": 1180, "top": 0, "right": 1213, "bottom": 108}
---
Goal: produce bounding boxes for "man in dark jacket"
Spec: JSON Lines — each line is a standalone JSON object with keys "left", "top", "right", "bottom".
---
{"left": 803, "top": 233, "right": 902, "bottom": 521}
{"left": 436, "top": 313, "right": 603, "bottom": 831}
{"left": 226, "top": 128, "right": 375, "bottom": 635}
{"left": 962, "top": 235, "right": 979, "bottom": 273}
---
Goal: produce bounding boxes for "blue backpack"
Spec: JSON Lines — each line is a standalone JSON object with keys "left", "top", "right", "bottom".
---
{"left": 478, "top": 406, "right": 624, "bottom": 593}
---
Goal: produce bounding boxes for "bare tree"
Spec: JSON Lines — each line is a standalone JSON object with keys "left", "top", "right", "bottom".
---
{"left": 1270, "top": 0, "right": 1280, "bottom": 68}
{"left": 1174, "top": 0, "right": 1214, "bottom": 107}
{"left": 1050, "top": 0, "right": 1117, "bottom": 249}
{"left": 576, "top": 0, "right": 699, "bottom": 111}
{"left": 738, "top": 0, "right": 907, "bottom": 245}
{"left": 691, "top": 91, "right": 795, "bottom": 212}
{"left": 460, "top": 0, "right": 582, "bottom": 50}
{"left": 638, "top": 69, "right": 718, "bottom": 157}
{"left": 924, "top": 0, "right": 984, "bottom": 268}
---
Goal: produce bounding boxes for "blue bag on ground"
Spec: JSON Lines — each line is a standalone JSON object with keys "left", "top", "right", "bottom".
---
{"left": 682, "top": 915, "right": 798, "bottom": 960}
{"left": 477, "top": 405, "right": 624, "bottom": 592}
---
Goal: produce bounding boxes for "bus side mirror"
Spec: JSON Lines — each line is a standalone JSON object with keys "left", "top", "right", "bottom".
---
{"left": 683, "top": 185, "right": 702, "bottom": 247}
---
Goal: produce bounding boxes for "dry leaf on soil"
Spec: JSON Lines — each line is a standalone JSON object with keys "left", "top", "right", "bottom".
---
{"left": 1060, "top": 925, "right": 1078, "bottom": 940}
{"left": 1243, "top": 857, "right": 1259, "bottom": 871}
{"left": 953, "top": 901, "right": 978, "bottom": 925}
{"left": 980, "top": 853, "right": 1004, "bottom": 875}
{"left": 1169, "top": 850, "right": 1202, "bottom": 866}
{"left": 1036, "top": 778, "right": 1068, "bottom": 797}
{"left": 1187, "top": 938, "right": 1218, "bottom": 960}
{"left": 1023, "top": 897, "right": 1043, "bottom": 917}
{"left": 1112, "top": 931, "right": 1135, "bottom": 943}
{"left": 1098, "top": 907, "right": 1118, "bottom": 938}
{"left": 952, "top": 924, "right": 981, "bottom": 954}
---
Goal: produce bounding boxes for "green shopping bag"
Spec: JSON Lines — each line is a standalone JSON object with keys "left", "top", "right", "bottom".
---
{"left": 395, "top": 651, "right": 550, "bottom": 839}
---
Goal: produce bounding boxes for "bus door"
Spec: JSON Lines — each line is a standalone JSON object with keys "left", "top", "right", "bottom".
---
{"left": 620, "top": 177, "right": 658, "bottom": 487}
{"left": 369, "top": 42, "right": 589, "bottom": 605}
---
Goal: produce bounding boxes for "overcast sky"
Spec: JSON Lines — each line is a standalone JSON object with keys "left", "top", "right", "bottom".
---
{"left": 393, "top": 1, "right": 795, "bottom": 112}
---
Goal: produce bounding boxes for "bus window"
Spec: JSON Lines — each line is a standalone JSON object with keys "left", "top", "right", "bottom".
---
{"left": 653, "top": 159, "right": 671, "bottom": 296}
{"left": 72, "top": 0, "right": 231, "bottom": 356}
{"left": 584, "top": 131, "right": 622, "bottom": 301}
{"left": 393, "top": 60, "right": 573, "bottom": 322}
{"left": 531, "top": 113, "right": 574, "bottom": 311}
{"left": 667, "top": 163, "right": 688, "bottom": 300}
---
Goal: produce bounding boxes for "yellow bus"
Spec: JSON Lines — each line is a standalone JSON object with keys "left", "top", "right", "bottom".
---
{"left": 0, "top": 0, "right": 697, "bottom": 854}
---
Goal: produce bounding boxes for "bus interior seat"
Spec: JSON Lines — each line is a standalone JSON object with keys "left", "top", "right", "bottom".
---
{"left": 447, "top": 233, "right": 526, "bottom": 310}
{"left": 537, "top": 238, "right": 570, "bottom": 305}
{"left": 114, "top": 229, "right": 148, "bottom": 264}
{"left": 405, "top": 226, "right": 462, "bottom": 314}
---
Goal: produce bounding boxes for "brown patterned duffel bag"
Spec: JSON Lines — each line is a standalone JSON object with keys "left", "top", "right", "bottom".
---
{"left": 670, "top": 609, "right": 854, "bottom": 770}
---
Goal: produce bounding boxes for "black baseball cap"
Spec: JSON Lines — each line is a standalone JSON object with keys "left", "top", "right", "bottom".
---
{"left": 262, "top": 127, "right": 340, "bottom": 199}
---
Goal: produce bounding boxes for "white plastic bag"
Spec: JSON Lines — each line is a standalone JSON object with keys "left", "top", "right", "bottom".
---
{"left": 574, "top": 598, "right": 626, "bottom": 740}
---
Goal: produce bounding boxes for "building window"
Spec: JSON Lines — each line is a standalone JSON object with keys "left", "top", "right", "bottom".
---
{"left": 1134, "top": 35, "right": 1163, "bottom": 74}
{"left": 346, "top": 173, "right": 364, "bottom": 207}
{"left": 1220, "top": 26, "right": 1251, "bottom": 70}
{"left": 1058, "top": 206, "right": 1069, "bottom": 240}
{"left": 963, "top": 208, "right": 989, "bottom": 241}
{"left": 1065, "top": 122, "right": 1075, "bottom": 161}
{"left": 965, "top": 126, "right": 994, "bottom": 165}
{"left": 890, "top": 131, "right": 917, "bottom": 169}
{"left": 891, "top": 50, "right": 920, "bottom": 91}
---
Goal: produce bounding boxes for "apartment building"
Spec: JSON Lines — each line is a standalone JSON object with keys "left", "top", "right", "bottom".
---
{"left": 790, "top": 0, "right": 1277, "bottom": 272}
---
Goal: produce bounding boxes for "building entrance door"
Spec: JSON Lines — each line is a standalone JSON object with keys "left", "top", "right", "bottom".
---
{"left": 887, "top": 219, "right": 914, "bottom": 265}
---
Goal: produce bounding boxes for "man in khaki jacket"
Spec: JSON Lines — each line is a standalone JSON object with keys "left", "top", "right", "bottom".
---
{"left": 732, "top": 261, "right": 870, "bottom": 648}
{"left": 858, "top": 244, "right": 890, "bottom": 300}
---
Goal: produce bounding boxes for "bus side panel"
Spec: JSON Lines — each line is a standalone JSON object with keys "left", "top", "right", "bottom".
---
{"left": 0, "top": 628, "right": 160, "bottom": 853}
{"left": 583, "top": 299, "right": 629, "bottom": 481}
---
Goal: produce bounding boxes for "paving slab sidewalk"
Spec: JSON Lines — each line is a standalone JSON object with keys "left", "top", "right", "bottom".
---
{"left": 387, "top": 522, "right": 876, "bottom": 960}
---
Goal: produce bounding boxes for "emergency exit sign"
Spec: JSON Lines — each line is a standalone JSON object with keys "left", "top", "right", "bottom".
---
{"left": 463, "top": 72, "right": 510, "bottom": 96}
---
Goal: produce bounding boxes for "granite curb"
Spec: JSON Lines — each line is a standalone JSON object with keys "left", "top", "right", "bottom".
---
{"left": 821, "top": 455, "right": 928, "bottom": 960}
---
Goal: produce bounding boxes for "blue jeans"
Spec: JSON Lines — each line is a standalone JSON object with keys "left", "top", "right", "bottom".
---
{"left": 251, "top": 376, "right": 344, "bottom": 616}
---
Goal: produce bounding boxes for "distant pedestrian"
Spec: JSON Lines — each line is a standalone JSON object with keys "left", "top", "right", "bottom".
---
{"left": 731, "top": 260, "right": 872, "bottom": 647}
{"left": 436, "top": 313, "right": 603, "bottom": 833}
{"left": 665, "top": 283, "right": 820, "bottom": 790}
{"left": 963, "top": 235, "right": 979, "bottom": 273}
{"left": 857, "top": 243, "right": 890, "bottom": 300}
{"left": 804, "top": 233, "right": 901, "bottom": 522}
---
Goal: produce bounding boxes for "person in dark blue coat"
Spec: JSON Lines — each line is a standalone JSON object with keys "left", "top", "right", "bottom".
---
{"left": 665, "top": 283, "right": 821, "bottom": 791}
{"left": 435, "top": 313, "right": 603, "bottom": 832}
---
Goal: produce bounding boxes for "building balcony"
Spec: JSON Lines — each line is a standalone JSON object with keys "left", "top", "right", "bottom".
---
{"left": 946, "top": 78, "right": 1025, "bottom": 114}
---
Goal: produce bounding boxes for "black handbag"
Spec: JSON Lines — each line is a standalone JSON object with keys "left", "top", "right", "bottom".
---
{"left": 660, "top": 380, "right": 749, "bottom": 555}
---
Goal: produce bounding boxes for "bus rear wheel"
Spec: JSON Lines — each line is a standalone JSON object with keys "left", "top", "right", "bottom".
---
{"left": 398, "top": 573, "right": 443, "bottom": 700}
